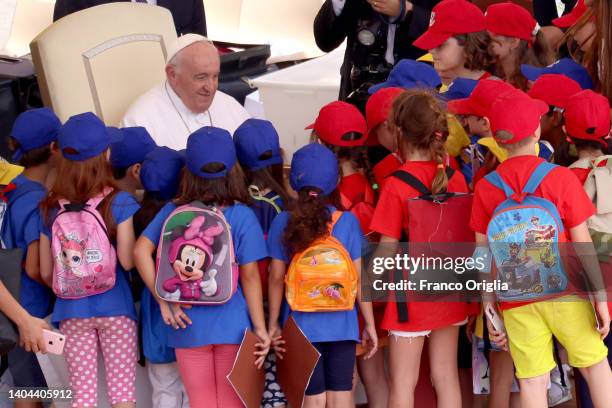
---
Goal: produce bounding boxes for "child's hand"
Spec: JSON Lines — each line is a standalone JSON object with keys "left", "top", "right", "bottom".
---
{"left": 170, "top": 303, "right": 192, "bottom": 329}
{"left": 254, "top": 328, "right": 271, "bottom": 369}
{"left": 17, "top": 315, "right": 50, "bottom": 353}
{"left": 595, "top": 301, "right": 610, "bottom": 339}
{"left": 268, "top": 322, "right": 286, "bottom": 360}
{"left": 361, "top": 324, "right": 379, "bottom": 359}
{"left": 159, "top": 300, "right": 179, "bottom": 329}
{"left": 484, "top": 313, "right": 507, "bottom": 351}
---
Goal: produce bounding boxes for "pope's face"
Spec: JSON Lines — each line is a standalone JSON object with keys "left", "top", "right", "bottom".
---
{"left": 167, "top": 42, "right": 220, "bottom": 114}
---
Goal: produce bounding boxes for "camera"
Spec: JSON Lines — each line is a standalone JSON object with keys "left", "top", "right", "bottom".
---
{"left": 346, "top": 16, "right": 392, "bottom": 111}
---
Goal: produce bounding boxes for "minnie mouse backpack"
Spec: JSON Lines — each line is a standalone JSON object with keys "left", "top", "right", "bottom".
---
{"left": 51, "top": 189, "right": 117, "bottom": 299}
{"left": 155, "top": 202, "right": 239, "bottom": 305}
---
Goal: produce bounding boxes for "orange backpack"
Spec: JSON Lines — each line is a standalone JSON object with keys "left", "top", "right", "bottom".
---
{"left": 285, "top": 211, "right": 358, "bottom": 312}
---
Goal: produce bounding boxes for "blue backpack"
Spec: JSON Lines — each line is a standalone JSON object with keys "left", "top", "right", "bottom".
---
{"left": 485, "top": 162, "right": 567, "bottom": 301}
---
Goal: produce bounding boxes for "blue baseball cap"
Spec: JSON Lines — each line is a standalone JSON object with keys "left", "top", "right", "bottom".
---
{"left": 58, "top": 112, "right": 122, "bottom": 161}
{"left": 110, "top": 126, "right": 157, "bottom": 168}
{"left": 11, "top": 108, "right": 61, "bottom": 161}
{"left": 443, "top": 78, "right": 479, "bottom": 101}
{"left": 368, "top": 59, "right": 441, "bottom": 94}
{"left": 140, "top": 146, "right": 184, "bottom": 200}
{"left": 234, "top": 119, "right": 282, "bottom": 171}
{"left": 186, "top": 126, "right": 236, "bottom": 179}
{"left": 521, "top": 58, "right": 593, "bottom": 90}
{"left": 290, "top": 143, "right": 338, "bottom": 196}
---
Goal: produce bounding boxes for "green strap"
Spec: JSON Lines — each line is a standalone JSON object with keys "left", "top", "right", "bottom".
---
{"left": 248, "top": 185, "right": 282, "bottom": 214}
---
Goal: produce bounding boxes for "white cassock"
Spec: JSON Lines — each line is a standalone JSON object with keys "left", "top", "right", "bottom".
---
{"left": 121, "top": 81, "right": 251, "bottom": 150}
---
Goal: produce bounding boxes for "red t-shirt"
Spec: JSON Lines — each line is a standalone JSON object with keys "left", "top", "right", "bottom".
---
{"left": 339, "top": 173, "right": 375, "bottom": 234}
{"left": 371, "top": 161, "right": 471, "bottom": 331}
{"left": 372, "top": 153, "right": 460, "bottom": 188}
{"left": 339, "top": 173, "right": 374, "bottom": 207}
{"left": 373, "top": 153, "right": 403, "bottom": 187}
{"left": 371, "top": 161, "right": 469, "bottom": 239}
{"left": 470, "top": 155, "right": 596, "bottom": 309}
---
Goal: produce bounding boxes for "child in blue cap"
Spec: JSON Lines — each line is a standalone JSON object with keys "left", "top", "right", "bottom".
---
{"left": 39, "top": 112, "right": 139, "bottom": 407}
{"left": 4, "top": 107, "right": 60, "bottom": 400}
{"left": 521, "top": 57, "right": 594, "bottom": 90}
{"left": 133, "top": 146, "right": 189, "bottom": 408}
{"left": 234, "top": 118, "right": 288, "bottom": 408}
{"left": 110, "top": 126, "right": 157, "bottom": 195}
{"left": 134, "top": 127, "right": 270, "bottom": 408}
{"left": 267, "top": 143, "right": 378, "bottom": 408}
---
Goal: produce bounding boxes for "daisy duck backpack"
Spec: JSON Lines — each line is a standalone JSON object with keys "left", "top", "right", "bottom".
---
{"left": 155, "top": 202, "right": 238, "bottom": 305}
{"left": 285, "top": 211, "right": 358, "bottom": 312}
{"left": 51, "top": 189, "right": 117, "bottom": 299}
{"left": 485, "top": 162, "right": 568, "bottom": 302}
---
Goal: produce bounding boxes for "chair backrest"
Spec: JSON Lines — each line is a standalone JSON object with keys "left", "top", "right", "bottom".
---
{"left": 30, "top": 3, "right": 177, "bottom": 125}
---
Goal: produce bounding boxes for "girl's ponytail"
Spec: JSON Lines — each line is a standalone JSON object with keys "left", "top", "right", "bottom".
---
{"left": 430, "top": 134, "right": 449, "bottom": 195}
{"left": 392, "top": 89, "right": 450, "bottom": 194}
{"left": 283, "top": 188, "right": 332, "bottom": 255}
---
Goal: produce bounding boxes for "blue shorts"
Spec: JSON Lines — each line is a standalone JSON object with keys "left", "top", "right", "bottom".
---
{"left": 8, "top": 346, "right": 47, "bottom": 387}
{"left": 305, "top": 340, "right": 356, "bottom": 395}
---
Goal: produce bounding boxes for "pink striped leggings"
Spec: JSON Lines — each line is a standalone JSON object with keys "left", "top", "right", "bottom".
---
{"left": 60, "top": 316, "right": 137, "bottom": 407}
{"left": 175, "top": 344, "right": 241, "bottom": 408}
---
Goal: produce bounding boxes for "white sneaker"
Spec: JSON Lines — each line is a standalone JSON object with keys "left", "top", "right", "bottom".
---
{"left": 548, "top": 380, "right": 572, "bottom": 407}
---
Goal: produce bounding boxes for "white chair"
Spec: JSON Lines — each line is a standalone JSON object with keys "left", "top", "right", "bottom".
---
{"left": 30, "top": 2, "right": 177, "bottom": 125}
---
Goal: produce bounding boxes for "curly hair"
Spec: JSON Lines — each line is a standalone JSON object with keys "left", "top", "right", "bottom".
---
{"left": 282, "top": 187, "right": 340, "bottom": 255}
{"left": 493, "top": 32, "right": 555, "bottom": 90}
{"left": 455, "top": 31, "right": 496, "bottom": 73}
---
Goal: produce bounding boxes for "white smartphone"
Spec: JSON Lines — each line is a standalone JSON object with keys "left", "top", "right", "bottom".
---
{"left": 485, "top": 303, "right": 505, "bottom": 333}
{"left": 42, "top": 329, "right": 66, "bottom": 355}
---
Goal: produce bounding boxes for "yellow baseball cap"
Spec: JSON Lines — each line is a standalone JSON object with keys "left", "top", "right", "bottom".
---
{"left": 0, "top": 158, "right": 23, "bottom": 186}
{"left": 477, "top": 137, "right": 507, "bottom": 162}
{"left": 417, "top": 53, "right": 434, "bottom": 63}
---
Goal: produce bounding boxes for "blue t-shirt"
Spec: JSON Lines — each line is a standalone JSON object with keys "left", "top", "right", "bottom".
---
{"left": 42, "top": 191, "right": 140, "bottom": 325}
{"left": 248, "top": 191, "right": 284, "bottom": 235}
{"left": 142, "top": 202, "right": 268, "bottom": 349}
{"left": 3, "top": 175, "right": 54, "bottom": 318}
{"left": 266, "top": 207, "right": 362, "bottom": 343}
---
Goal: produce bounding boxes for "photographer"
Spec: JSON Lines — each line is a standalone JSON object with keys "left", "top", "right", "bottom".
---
{"left": 314, "top": 0, "right": 440, "bottom": 110}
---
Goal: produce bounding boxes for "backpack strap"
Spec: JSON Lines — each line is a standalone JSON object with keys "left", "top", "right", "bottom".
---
{"left": 249, "top": 185, "right": 282, "bottom": 214}
{"left": 592, "top": 155, "right": 612, "bottom": 168}
{"left": 392, "top": 170, "right": 431, "bottom": 195}
{"left": 484, "top": 171, "right": 515, "bottom": 198}
{"left": 87, "top": 187, "right": 114, "bottom": 210}
{"left": 522, "top": 162, "right": 557, "bottom": 194}
{"left": 328, "top": 211, "right": 343, "bottom": 234}
{"left": 391, "top": 167, "right": 455, "bottom": 195}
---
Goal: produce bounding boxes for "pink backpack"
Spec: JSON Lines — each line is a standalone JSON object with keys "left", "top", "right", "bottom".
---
{"left": 51, "top": 189, "right": 117, "bottom": 299}
{"left": 154, "top": 202, "right": 239, "bottom": 305}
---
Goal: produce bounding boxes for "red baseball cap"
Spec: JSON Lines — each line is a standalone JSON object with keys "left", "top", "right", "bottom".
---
{"left": 306, "top": 101, "right": 367, "bottom": 147}
{"left": 527, "top": 74, "right": 582, "bottom": 109}
{"left": 485, "top": 2, "right": 539, "bottom": 43}
{"left": 413, "top": 0, "right": 486, "bottom": 50}
{"left": 489, "top": 89, "right": 549, "bottom": 144}
{"left": 553, "top": 0, "right": 588, "bottom": 28}
{"left": 564, "top": 90, "right": 611, "bottom": 146}
{"left": 448, "top": 79, "right": 515, "bottom": 117}
{"left": 365, "top": 87, "right": 404, "bottom": 145}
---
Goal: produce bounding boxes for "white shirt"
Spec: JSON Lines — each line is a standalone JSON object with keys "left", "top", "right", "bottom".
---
{"left": 121, "top": 82, "right": 251, "bottom": 150}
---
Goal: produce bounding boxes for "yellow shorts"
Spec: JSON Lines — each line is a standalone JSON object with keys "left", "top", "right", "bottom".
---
{"left": 502, "top": 297, "right": 608, "bottom": 379}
